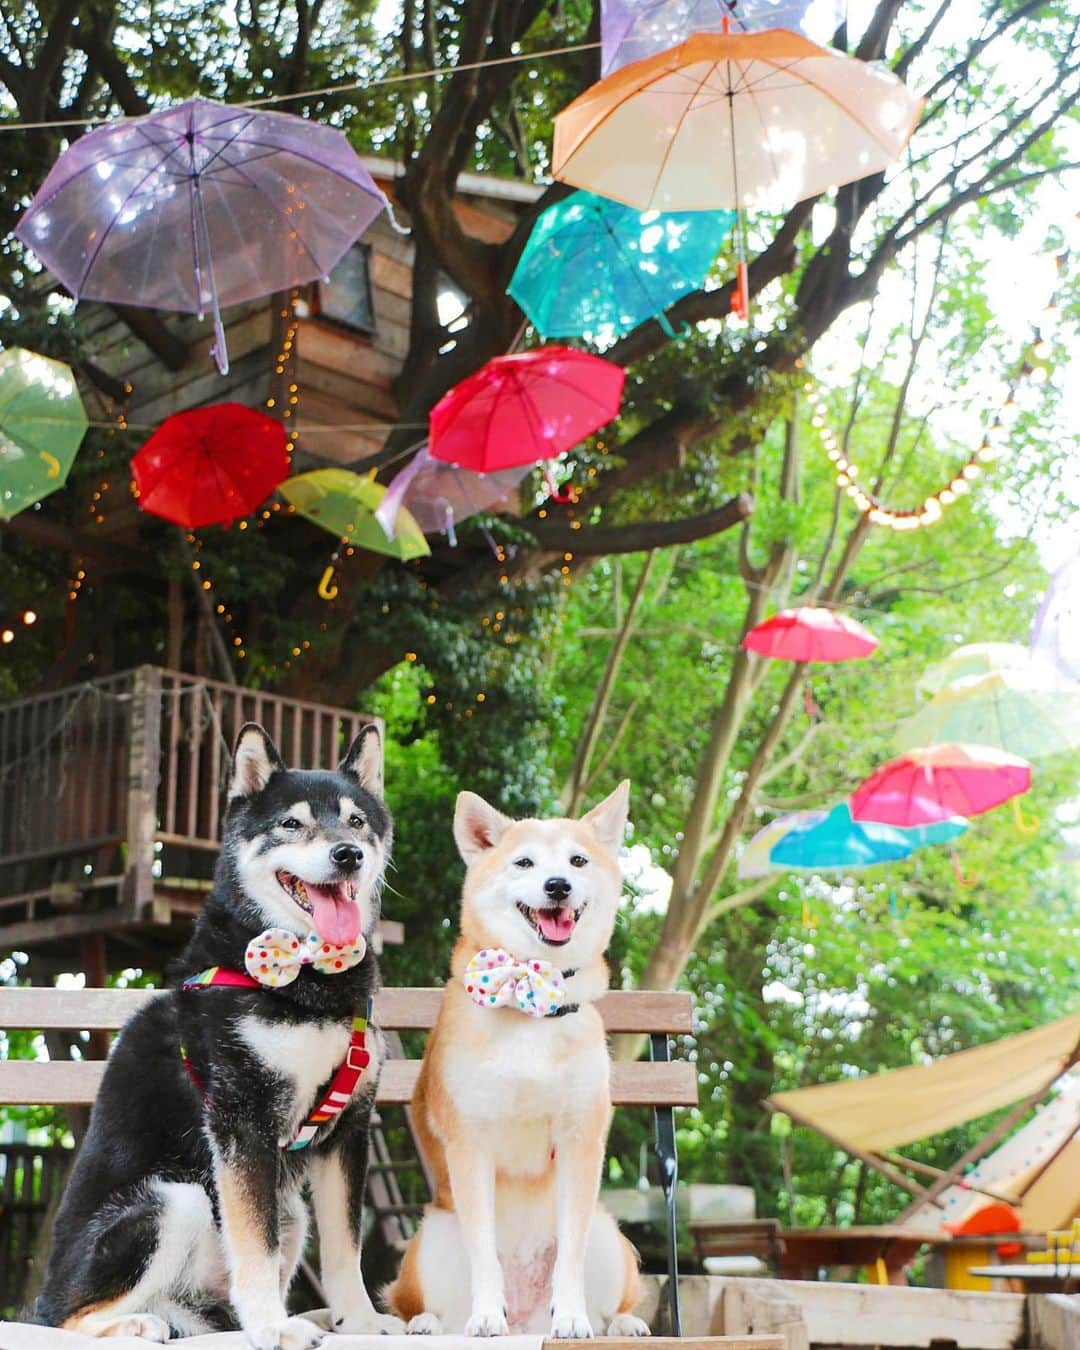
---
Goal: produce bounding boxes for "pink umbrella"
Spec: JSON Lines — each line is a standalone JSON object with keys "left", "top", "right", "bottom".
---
{"left": 850, "top": 743, "right": 1032, "bottom": 827}
{"left": 428, "top": 346, "right": 625, "bottom": 472}
{"left": 375, "top": 445, "right": 529, "bottom": 545}
{"left": 742, "top": 607, "right": 878, "bottom": 662}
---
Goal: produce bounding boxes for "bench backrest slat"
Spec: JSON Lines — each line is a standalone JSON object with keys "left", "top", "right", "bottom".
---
{"left": 0, "top": 986, "right": 693, "bottom": 1034}
{"left": 0, "top": 1058, "right": 698, "bottom": 1108}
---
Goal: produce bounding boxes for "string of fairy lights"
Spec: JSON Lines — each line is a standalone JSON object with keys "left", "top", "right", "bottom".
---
{"left": 800, "top": 257, "right": 1062, "bottom": 531}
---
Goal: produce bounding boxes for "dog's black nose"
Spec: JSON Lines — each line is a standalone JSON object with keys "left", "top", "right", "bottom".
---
{"left": 330, "top": 842, "right": 364, "bottom": 870}
{"left": 544, "top": 876, "right": 572, "bottom": 902}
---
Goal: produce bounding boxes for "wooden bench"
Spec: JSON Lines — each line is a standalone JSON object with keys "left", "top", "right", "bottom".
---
{"left": 0, "top": 984, "right": 761, "bottom": 1345}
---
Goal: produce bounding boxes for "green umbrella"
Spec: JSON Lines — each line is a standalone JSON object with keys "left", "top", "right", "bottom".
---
{"left": 916, "top": 642, "right": 1035, "bottom": 700}
{"left": 0, "top": 348, "right": 88, "bottom": 520}
{"left": 896, "top": 668, "right": 1080, "bottom": 760}
{"left": 280, "top": 468, "right": 431, "bottom": 561}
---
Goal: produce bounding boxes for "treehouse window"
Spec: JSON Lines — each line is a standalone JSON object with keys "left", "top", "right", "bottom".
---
{"left": 316, "top": 244, "right": 376, "bottom": 335}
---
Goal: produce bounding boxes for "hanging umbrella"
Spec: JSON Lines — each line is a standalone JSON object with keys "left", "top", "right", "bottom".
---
{"left": 851, "top": 743, "right": 1032, "bottom": 827}
{"left": 738, "top": 811, "right": 825, "bottom": 878}
{"left": 429, "top": 346, "right": 625, "bottom": 473}
{"left": 900, "top": 816, "right": 969, "bottom": 848}
{"left": 0, "top": 348, "right": 88, "bottom": 520}
{"left": 508, "top": 190, "right": 734, "bottom": 339}
{"left": 374, "top": 445, "right": 529, "bottom": 546}
{"left": 601, "top": 0, "right": 843, "bottom": 73}
{"left": 1031, "top": 551, "right": 1080, "bottom": 683}
{"left": 132, "top": 402, "right": 289, "bottom": 529}
{"left": 895, "top": 669, "right": 1080, "bottom": 762}
{"left": 553, "top": 32, "right": 922, "bottom": 214}
{"left": 742, "top": 607, "right": 878, "bottom": 662}
{"left": 280, "top": 468, "right": 431, "bottom": 561}
{"left": 15, "top": 98, "right": 387, "bottom": 375}
{"left": 770, "top": 802, "right": 915, "bottom": 870}
{"left": 917, "top": 642, "right": 1037, "bottom": 700}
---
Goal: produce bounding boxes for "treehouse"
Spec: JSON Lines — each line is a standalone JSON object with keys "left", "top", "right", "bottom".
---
{"left": 75, "top": 159, "right": 542, "bottom": 463}
{"left": 0, "top": 665, "right": 398, "bottom": 970}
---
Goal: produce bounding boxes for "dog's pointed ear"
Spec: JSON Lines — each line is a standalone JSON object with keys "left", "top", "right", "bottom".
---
{"left": 581, "top": 779, "right": 630, "bottom": 854}
{"left": 229, "top": 724, "right": 285, "bottom": 800}
{"left": 340, "top": 724, "right": 383, "bottom": 797}
{"left": 454, "top": 791, "right": 513, "bottom": 865}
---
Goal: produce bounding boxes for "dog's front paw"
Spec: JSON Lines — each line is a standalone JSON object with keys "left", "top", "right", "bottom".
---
{"left": 606, "top": 1314, "right": 650, "bottom": 1337}
{"left": 98, "top": 1313, "right": 171, "bottom": 1341}
{"left": 335, "top": 1310, "right": 406, "bottom": 1335}
{"left": 466, "top": 1308, "right": 510, "bottom": 1337}
{"left": 407, "top": 1313, "right": 443, "bottom": 1335}
{"left": 246, "top": 1315, "right": 325, "bottom": 1350}
{"left": 550, "top": 1313, "right": 595, "bottom": 1339}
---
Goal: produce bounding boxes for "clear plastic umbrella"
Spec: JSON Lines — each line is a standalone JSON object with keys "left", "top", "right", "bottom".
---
{"left": 601, "top": 0, "right": 843, "bottom": 74}
{"left": 375, "top": 445, "right": 529, "bottom": 546}
{"left": 15, "top": 98, "right": 388, "bottom": 375}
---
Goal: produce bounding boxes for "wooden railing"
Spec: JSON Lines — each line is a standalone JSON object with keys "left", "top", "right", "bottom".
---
{"left": 0, "top": 667, "right": 378, "bottom": 929}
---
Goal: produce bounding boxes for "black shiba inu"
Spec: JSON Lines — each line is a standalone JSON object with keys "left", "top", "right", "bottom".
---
{"left": 34, "top": 723, "right": 401, "bottom": 1349}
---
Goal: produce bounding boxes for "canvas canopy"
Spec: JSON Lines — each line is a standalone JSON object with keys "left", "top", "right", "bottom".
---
{"left": 768, "top": 1011, "right": 1080, "bottom": 1153}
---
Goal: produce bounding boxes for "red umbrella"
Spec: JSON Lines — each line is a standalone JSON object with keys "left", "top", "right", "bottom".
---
{"left": 428, "top": 346, "right": 625, "bottom": 472}
{"left": 133, "top": 403, "right": 289, "bottom": 528}
{"left": 742, "top": 606, "right": 878, "bottom": 662}
{"left": 850, "top": 743, "right": 1032, "bottom": 827}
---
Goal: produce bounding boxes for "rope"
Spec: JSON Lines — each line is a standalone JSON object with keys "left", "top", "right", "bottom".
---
{"left": 0, "top": 41, "right": 602, "bottom": 135}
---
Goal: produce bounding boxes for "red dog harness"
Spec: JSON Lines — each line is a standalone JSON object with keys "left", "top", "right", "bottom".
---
{"left": 179, "top": 966, "right": 372, "bottom": 1151}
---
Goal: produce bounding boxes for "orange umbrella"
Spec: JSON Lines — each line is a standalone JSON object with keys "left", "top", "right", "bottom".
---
{"left": 552, "top": 31, "right": 922, "bottom": 214}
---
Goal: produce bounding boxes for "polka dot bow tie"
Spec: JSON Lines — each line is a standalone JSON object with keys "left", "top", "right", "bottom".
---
{"left": 463, "top": 948, "right": 566, "bottom": 1018}
{"left": 244, "top": 928, "right": 367, "bottom": 988}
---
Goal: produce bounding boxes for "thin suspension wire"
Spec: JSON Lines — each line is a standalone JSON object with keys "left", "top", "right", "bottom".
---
{"left": 0, "top": 41, "right": 603, "bottom": 134}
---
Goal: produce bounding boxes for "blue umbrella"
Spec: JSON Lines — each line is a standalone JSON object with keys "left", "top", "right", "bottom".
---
{"left": 770, "top": 803, "right": 915, "bottom": 870}
{"left": 508, "top": 190, "right": 734, "bottom": 340}
{"left": 900, "top": 816, "right": 969, "bottom": 848}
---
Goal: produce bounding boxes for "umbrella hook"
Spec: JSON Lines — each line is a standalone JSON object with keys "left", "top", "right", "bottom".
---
{"left": 317, "top": 564, "right": 339, "bottom": 601}
{"left": 39, "top": 450, "right": 61, "bottom": 479}
{"left": 951, "top": 850, "right": 976, "bottom": 889}
{"left": 657, "top": 312, "right": 693, "bottom": 340}
{"left": 1011, "top": 795, "right": 1039, "bottom": 835}
{"left": 543, "top": 464, "right": 575, "bottom": 503}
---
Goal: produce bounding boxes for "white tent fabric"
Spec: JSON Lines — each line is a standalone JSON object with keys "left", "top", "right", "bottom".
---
{"left": 768, "top": 1011, "right": 1080, "bottom": 1153}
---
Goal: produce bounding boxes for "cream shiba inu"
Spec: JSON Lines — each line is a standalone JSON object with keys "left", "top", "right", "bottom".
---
{"left": 387, "top": 783, "right": 649, "bottom": 1339}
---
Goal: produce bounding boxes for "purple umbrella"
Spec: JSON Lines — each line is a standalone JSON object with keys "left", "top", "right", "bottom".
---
{"left": 601, "top": 0, "right": 841, "bottom": 73}
{"left": 15, "top": 98, "right": 387, "bottom": 375}
{"left": 375, "top": 445, "right": 530, "bottom": 546}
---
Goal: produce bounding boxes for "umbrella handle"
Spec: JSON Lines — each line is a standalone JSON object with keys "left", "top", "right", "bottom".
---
{"left": 317, "top": 564, "right": 339, "bottom": 601}
{"left": 657, "top": 312, "right": 692, "bottom": 340}
{"left": 951, "top": 850, "right": 977, "bottom": 888}
{"left": 1011, "top": 795, "right": 1039, "bottom": 835}
{"left": 543, "top": 465, "right": 575, "bottom": 503}
{"left": 39, "top": 450, "right": 61, "bottom": 479}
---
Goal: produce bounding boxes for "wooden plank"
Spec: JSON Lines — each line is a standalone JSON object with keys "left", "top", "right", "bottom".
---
{"left": 0, "top": 1057, "right": 697, "bottom": 1108}
{"left": 295, "top": 372, "right": 399, "bottom": 423}
{"left": 296, "top": 318, "right": 403, "bottom": 386}
{"left": 291, "top": 417, "right": 387, "bottom": 463}
{"left": 549, "top": 1341, "right": 783, "bottom": 1350}
{"left": 0, "top": 987, "right": 692, "bottom": 1033}
{"left": 370, "top": 251, "right": 413, "bottom": 301}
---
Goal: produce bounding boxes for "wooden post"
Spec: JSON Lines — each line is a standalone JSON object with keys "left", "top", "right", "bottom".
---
{"left": 123, "top": 666, "right": 165, "bottom": 922}
{"left": 78, "top": 935, "right": 110, "bottom": 1064}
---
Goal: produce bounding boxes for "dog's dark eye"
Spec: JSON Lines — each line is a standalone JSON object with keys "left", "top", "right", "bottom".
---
{"left": 280, "top": 817, "right": 303, "bottom": 831}
{"left": 514, "top": 857, "right": 534, "bottom": 869}
{"left": 570, "top": 854, "right": 588, "bottom": 868}
{"left": 348, "top": 813, "right": 365, "bottom": 829}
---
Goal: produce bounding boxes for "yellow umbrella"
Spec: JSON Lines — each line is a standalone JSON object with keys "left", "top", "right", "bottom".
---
{"left": 552, "top": 30, "right": 922, "bottom": 213}
{"left": 916, "top": 642, "right": 1037, "bottom": 700}
{"left": 280, "top": 469, "right": 431, "bottom": 561}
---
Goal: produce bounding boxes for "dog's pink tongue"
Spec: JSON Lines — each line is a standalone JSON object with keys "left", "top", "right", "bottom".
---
{"left": 537, "top": 907, "right": 575, "bottom": 943}
{"left": 306, "top": 883, "right": 361, "bottom": 947}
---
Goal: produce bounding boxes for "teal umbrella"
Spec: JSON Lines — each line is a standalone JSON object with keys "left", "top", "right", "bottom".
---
{"left": 508, "top": 190, "right": 734, "bottom": 340}
{"left": 0, "top": 348, "right": 88, "bottom": 519}
{"left": 770, "top": 803, "right": 915, "bottom": 870}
